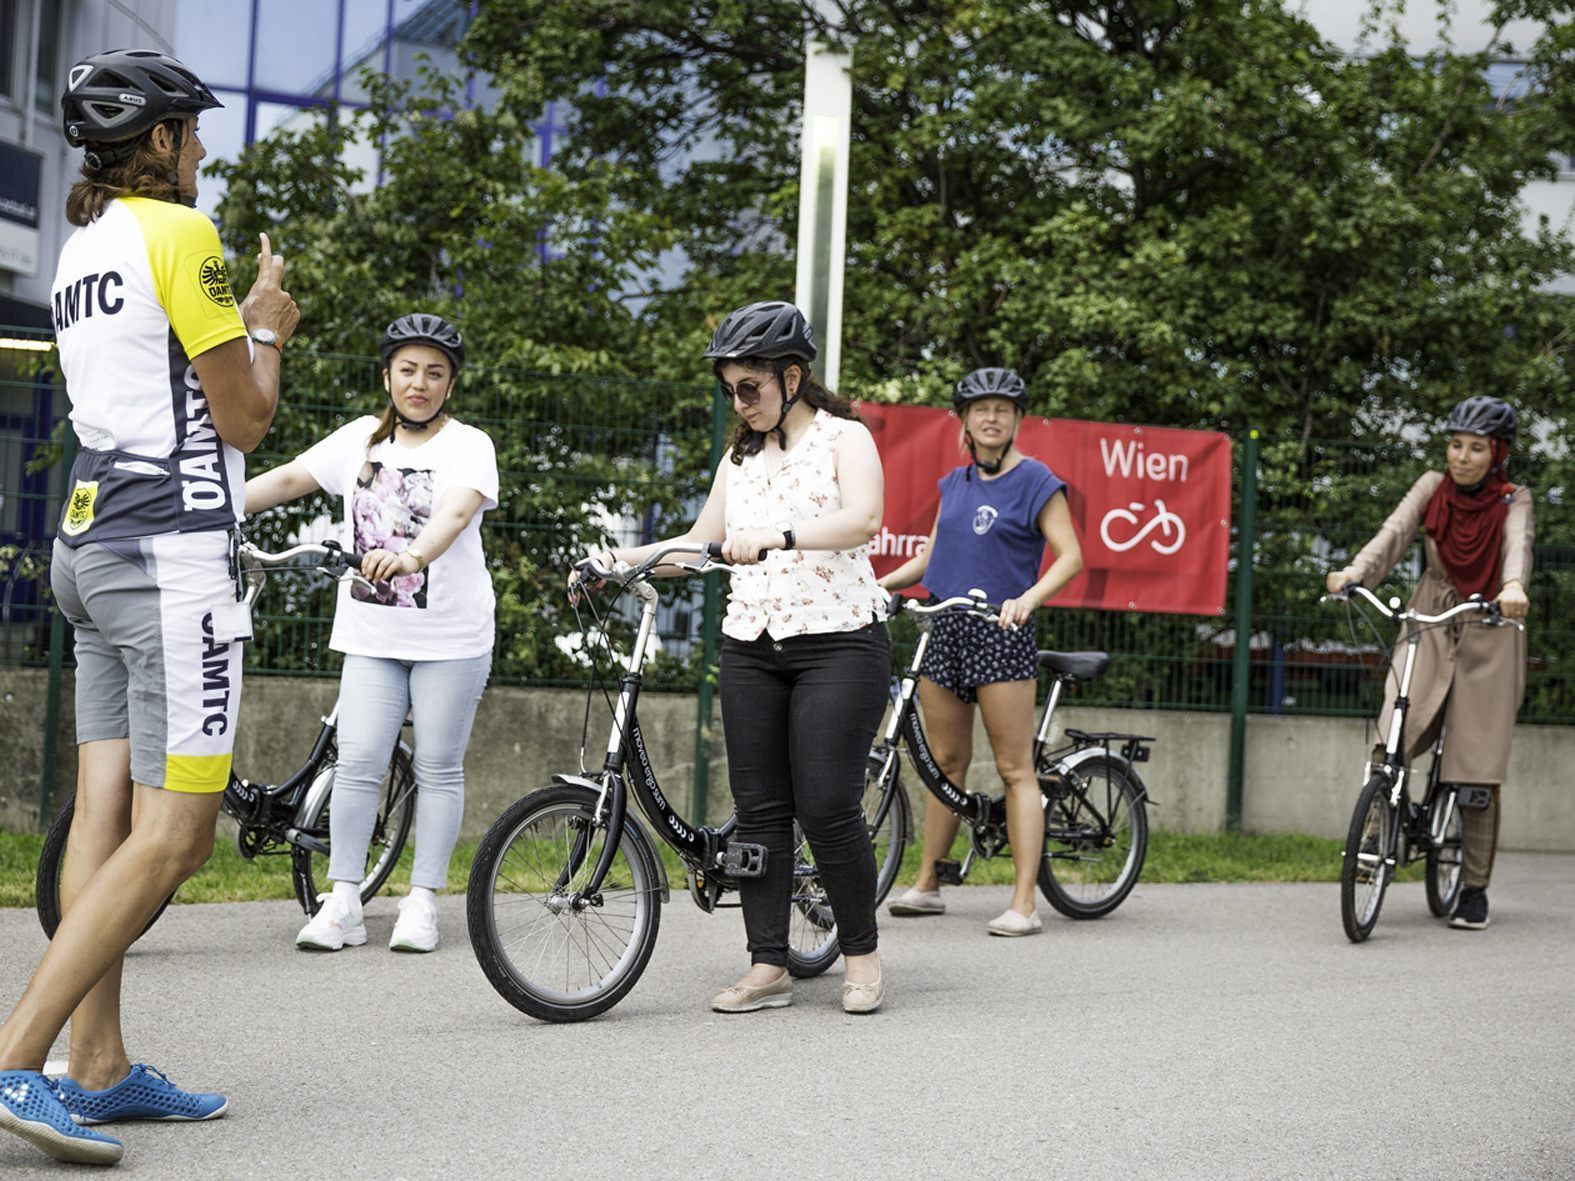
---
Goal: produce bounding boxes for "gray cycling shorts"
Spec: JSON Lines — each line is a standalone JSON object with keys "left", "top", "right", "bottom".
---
{"left": 51, "top": 533, "right": 242, "bottom": 792}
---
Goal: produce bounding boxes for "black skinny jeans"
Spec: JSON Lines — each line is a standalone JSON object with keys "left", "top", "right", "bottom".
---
{"left": 719, "top": 622, "right": 889, "bottom": 966}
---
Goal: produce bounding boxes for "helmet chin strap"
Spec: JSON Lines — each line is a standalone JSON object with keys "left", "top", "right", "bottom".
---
{"left": 390, "top": 386, "right": 450, "bottom": 432}
{"left": 965, "top": 432, "right": 1013, "bottom": 478}
{"left": 768, "top": 363, "right": 802, "bottom": 449}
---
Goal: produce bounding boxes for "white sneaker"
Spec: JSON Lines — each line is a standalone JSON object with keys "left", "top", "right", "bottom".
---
{"left": 389, "top": 893, "right": 439, "bottom": 953}
{"left": 296, "top": 892, "right": 367, "bottom": 951}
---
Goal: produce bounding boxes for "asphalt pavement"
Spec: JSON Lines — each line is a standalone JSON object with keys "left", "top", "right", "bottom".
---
{"left": 1, "top": 853, "right": 1572, "bottom": 1179}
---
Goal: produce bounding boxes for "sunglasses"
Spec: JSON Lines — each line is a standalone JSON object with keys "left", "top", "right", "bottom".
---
{"left": 723, "top": 374, "right": 778, "bottom": 408}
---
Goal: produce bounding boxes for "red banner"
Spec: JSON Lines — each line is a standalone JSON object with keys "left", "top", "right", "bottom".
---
{"left": 857, "top": 404, "right": 1232, "bottom": 615}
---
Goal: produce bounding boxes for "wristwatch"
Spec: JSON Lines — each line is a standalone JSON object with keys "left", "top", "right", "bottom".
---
{"left": 249, "top": 327, "right": 282, "bottom": 353}
{"left": 775, "top": 522, "right": 796, "bottom": 551}
{"left": 405, "top": 546, "right": 428, "bottom": 570}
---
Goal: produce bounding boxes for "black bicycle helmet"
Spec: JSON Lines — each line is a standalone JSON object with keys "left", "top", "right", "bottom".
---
{"left": 1444, "top": 396, "right": 1516, "bottom": 442}
{"left": 954, "top": 367, "right": 1029, "bottom": 412}
{"left": 380, "top": 313, "right": 465, "bottom": 374}
{"left": 62, "top": 50, "right": 221, "bottom": 166}
{"left": 704, "top": 301, "right": 817, "bottom": 363}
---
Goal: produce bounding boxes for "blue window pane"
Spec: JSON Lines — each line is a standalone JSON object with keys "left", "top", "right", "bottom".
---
{"left": 173, "top": 0, "right": 253, "bottom": 89}
{"left": 192, "top": 96, "right": 246, "bottom": 218}
{"left": 255, "top": 0, "right": 339, "bottom": 96}
{"left": 255, "top": 101, "right": 327, "bottom": 143}
{"left": 341, "top": 0, "right": 390, "bottom": 72}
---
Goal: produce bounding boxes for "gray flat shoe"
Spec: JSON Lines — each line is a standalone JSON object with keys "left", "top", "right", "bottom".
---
{"left": 887, "top": 888, "right": 945, "bottom": 916}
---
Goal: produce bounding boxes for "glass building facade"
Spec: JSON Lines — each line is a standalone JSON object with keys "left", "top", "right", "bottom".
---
{"left": 168, "top": 0, "right": 564, "bottom": 215}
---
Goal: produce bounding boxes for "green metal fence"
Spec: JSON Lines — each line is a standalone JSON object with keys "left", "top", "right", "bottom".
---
{"left": 4, "top": 330, "right": 1572, "bottom": 823}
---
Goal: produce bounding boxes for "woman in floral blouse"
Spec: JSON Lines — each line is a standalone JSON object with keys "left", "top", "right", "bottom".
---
{"left": 577, "top": 302, "right": 889, "bottom": 1014}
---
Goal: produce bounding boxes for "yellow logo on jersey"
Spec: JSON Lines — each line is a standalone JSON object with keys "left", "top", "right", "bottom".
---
{"left": 62, "top": 480, "right": 98, "bottom": 536}
{"left": 198, "top": 256, "right": 235, "bottom": 308}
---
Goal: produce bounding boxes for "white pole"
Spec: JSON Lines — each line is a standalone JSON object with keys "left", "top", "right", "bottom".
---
{"left": 793, "top": 38, "right": 852, "bottom": 391}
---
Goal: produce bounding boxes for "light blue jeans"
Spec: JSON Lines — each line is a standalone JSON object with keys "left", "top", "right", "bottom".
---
{"left": 328, "top": 652, "right": 491, "bottom": 890}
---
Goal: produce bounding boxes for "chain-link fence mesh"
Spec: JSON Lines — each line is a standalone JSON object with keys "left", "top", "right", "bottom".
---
{"left": 2, "top": 329, "right": 1570, "bottom": 724}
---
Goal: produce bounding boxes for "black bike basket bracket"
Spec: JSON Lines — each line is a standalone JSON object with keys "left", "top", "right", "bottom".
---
{"left": 1456, "top": 786, "right": 1494, "bottom": 810}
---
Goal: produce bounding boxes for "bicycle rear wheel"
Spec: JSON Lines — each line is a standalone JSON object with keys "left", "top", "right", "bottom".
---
{"left": 1425, "top": 787, "right": 1464, "bottom": 918}
{"left": 290, "top": 743, "right": 417, "bottom": 916}
{"left": 1037, "top": 755, "right": 1148, "bottom": 919}
{"left": 1341, "top": 774, "right": 1397, "bottom": 942}
{"left": 35, "top": 795, "right": 172, "bottom": 942}
{"left": 785, "top": 760, "right": 911, "bottom": 978}
{"left": 466, "top": 784, "right": 663, "bottom": 1023}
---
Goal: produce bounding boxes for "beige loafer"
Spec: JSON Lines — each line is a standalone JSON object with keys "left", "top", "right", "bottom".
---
{"left": 710, "top": 971, "right": 793, "bottom": 1013}
{"left": 841, "top": 961, "right": 884, "bottom": 1014}
{"left": 986, "top": 908, "right": 1043, "bottom": 937}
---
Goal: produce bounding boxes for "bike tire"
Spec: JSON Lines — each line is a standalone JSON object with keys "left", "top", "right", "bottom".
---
{"left": 1341, "top": 773, "right": 1396, "bottom": 943}
{"left": 1037, "top": 755, "right": 1149, "bottom": 919}
{"left": 785, "top": 759, "right": 912, "bottom": 979}
{"left": 1424, "top": 788, "right": 1464, "bottom": 918}
{"left": 290, "top": 743, "right": 418, "bottom": 916}
{"left": 466, "top": 784, "right": 663, "bottom": 1023}
{"left": 35, "top": 795, "right": 172, "bottom": 943}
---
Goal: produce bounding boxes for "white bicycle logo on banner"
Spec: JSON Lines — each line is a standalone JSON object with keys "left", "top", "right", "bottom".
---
{"left": 1100, "top": 499, "right": 1187, "bottom": 555}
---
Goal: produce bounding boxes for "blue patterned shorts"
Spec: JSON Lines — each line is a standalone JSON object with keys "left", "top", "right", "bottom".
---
{"left": 918, "top": 611, "right": 1039, "bottom": 704}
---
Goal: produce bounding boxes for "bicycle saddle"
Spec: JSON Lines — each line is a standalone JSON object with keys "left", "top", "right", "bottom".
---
{"left": 1036, "top": 650, "right": 1111, "bottom": 680}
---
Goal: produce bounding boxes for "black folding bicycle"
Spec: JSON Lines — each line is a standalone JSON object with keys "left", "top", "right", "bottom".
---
{"left": 466, "top": 543, "right": 882, "bottom": 1023}
{"left": 863, "top": 593, "right": 1152, "bottom": 917}
{"left": 1327, "top": 583, "right": 1519, "bottom": 943}
{"left": 35, "top": 540, "right": 416, "bottom": 940}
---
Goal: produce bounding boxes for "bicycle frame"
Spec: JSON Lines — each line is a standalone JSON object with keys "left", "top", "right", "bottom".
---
{"left": 1336, "top": 584, "right": 1511, "bottom": 861}
{"left": 556, "top": 547, "right": 751, "bottom": 905}
{"left": 874, "top": 597, "right": 1149, "bottom": 865}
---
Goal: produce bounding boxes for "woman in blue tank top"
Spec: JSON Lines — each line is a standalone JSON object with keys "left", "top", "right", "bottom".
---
{"left": 878, "top": 368, "right": 1082, "bottom": 936}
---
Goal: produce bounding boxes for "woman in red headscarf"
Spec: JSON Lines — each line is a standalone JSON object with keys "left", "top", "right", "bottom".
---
{"left": 1326, "top": 396, "right": 1533, "bottom": 932}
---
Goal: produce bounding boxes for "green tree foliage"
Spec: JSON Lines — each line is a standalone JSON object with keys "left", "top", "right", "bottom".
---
{"left": 205, "top": 2, "right": 1575, "bottom": 711}
{"left": 464, "top": 0, "right": 1575, "bottom": 439}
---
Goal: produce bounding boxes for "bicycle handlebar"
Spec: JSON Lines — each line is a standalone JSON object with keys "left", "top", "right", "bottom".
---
{"left": 887, "top": 592, "right": 1006, "bottom": 622}
{"left": 240, "top": 540, "right": 363, "bottom": 572}
{"left": 1321, "top": 583, "right": 1514, "bottom": 628}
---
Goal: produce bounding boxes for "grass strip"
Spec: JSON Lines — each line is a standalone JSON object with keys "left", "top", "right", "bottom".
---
{"left": 0, "top": 827, "right": 1421, "bottom": 913}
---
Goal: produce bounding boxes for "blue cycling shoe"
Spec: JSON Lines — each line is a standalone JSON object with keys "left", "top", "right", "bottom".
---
{"left": 57, "top": 1063, "right": 227, "bottom": 1125}
{"left": 0, "top": 1069, "right": 124, "bottom": 1165}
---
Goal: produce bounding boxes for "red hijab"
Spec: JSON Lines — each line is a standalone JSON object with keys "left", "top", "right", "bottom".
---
{"left": 1422, "top": 438, "right": 1512, "bottom": 599}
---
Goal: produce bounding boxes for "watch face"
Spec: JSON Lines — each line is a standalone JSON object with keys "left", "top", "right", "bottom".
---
{"left": 252, "top": 329, "right": 277, "bottom": 343}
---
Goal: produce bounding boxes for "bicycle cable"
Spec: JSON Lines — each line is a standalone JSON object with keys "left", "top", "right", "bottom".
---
{"left": 568, "top": 578, "right": 627, "bottom": 777}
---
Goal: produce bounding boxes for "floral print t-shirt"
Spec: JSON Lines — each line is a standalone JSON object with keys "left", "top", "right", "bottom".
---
{"left": 295, "top": 414, "right": 498, "bottom": 660}
{"left": 722, "top": 409, "right": 886, "bottom": 641}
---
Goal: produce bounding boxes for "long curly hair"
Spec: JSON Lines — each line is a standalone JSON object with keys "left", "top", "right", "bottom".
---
{"left": 721, "top": 357, "right": 861, "bottom": 463}
{"left": 65, "top": 120, "right": 186, "bottom": 226}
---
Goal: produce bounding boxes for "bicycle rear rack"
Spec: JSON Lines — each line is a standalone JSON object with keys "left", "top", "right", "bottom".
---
{"left": 1063, "top": 728, "right": 1155, "bottom": 764}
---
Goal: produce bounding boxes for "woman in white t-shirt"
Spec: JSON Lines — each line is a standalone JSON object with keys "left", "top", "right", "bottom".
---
{"left": 245, "top": 313, "right": 497, "bottom": 953}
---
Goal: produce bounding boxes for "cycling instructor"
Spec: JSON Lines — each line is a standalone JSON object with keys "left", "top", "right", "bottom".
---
{"left": 0, "top": 51, "right": 297, "bottom": 1165}
{"left": 1326, "top": 396, "right": 1533, "bottom": 932}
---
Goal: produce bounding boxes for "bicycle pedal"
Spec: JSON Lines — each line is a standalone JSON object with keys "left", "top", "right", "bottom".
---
{"left": 722, "top": 843, "right": 768, "bottom": 878}
{"left": 934, "top": 859, "right": 964, "bottom": 886}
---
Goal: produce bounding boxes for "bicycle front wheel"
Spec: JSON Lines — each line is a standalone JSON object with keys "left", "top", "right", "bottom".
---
{"left": 1341, "top": 774, "right": 1397, "bottom": 942}
{"left": 1037, "top": 755, "right": 1149, "bottom": 919}
{"left": 290, "top": 744, "right": 417, "bottom": 916}
{"left": 1425, "top": 787, "right": 1464, "bottom": 918}
{"left": 36, "top": 795, "right": 172, "bottom": 942}
{"left": 466, "top": 784, "right": 663, "bottom": 1023}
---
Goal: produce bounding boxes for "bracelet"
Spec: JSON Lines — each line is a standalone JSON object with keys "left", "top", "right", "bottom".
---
{"left": 405, "top": 546, "right": 428, "bottom": 570}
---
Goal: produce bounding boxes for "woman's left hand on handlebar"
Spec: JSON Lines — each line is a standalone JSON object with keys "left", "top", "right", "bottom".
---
{"left": 361, "top": 548, "right": 420, "bottom": 581}
{"left": 722, "top": 529, "right": 782, "bottom": 566}
{"left": 1495, "top": 580, "right": 1529, "bottom": 621}
{"left": 998, "top": 596, "right": 1036, "bottom": 630}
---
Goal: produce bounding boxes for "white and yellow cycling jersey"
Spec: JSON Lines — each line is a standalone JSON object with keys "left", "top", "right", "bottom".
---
{"left": 51, "top": 196, "right": 249, "bottom": 545}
